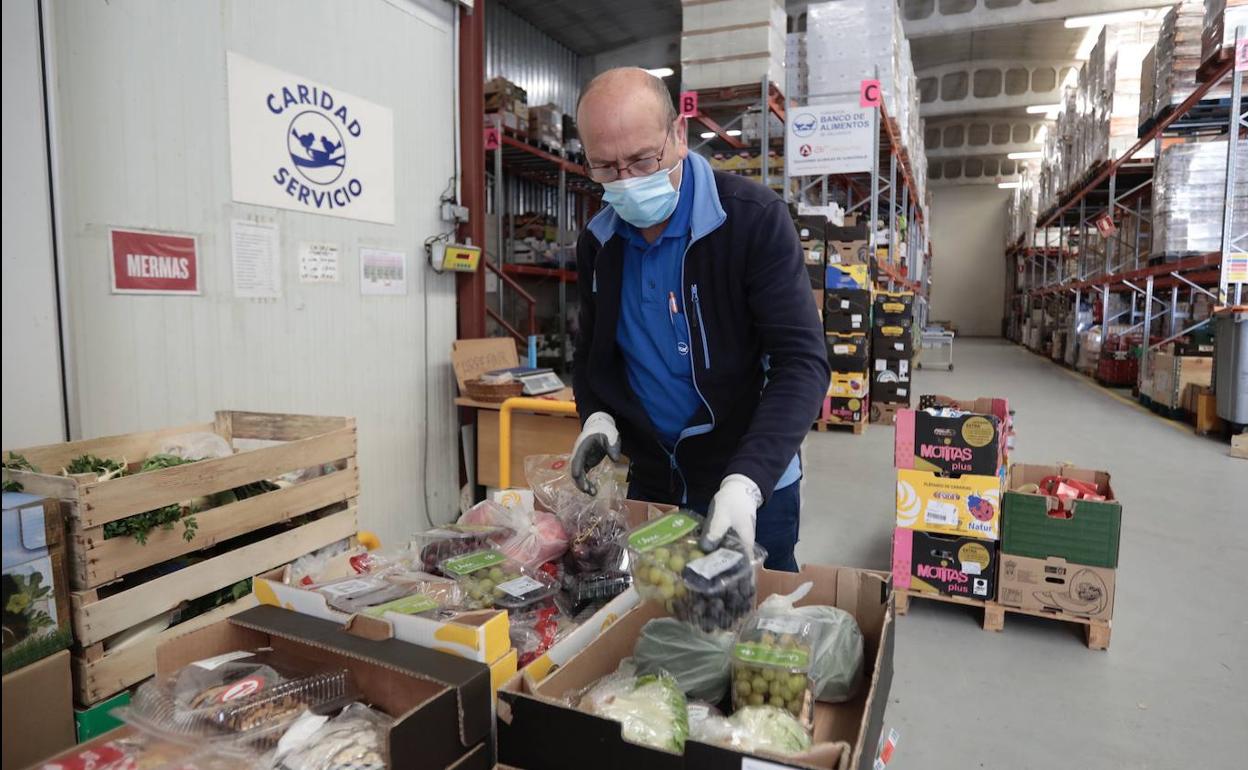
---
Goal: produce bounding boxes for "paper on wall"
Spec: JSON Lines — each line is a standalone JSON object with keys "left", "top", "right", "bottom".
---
{"left": 231, "top": 219, "right": 282, "bottom": 299}
{"left": 299, "top": 241, "right": 340, "bottom": 282}
{"left": 360, "top": 247, "right": 407, "bottom": 295}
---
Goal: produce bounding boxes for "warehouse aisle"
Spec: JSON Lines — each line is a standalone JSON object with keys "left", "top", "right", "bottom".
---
{"left": 799, "top": 338, "right": 1248, "bottom": 769}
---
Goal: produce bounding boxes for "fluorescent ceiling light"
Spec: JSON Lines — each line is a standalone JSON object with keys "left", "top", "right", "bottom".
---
{"left": 1007, "top": 151, "right": 1043, "bottom": 160}
{"left": 699, "top": 131, "right": 716, "bottom": 139}
{"left": 998, "top": 181, "right": 1021, "bottom": 189}
{"left": 725, "top": 129, "right": 743, "bottom": 137}
{"left": 1064, "top": 8, "right": 1166, "bottom": 28}
{"left": 1026, "top": 104, "right": 1062, "bottom": 114}
{"left": 1075, "top": 24, "right": 1103, "bottom": 60}
{"left": 644, "top": 67, "right": 674, "bottom": 78}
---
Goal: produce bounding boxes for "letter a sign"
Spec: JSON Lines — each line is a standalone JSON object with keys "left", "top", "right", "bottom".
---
{"left": 679, "top": 91, "right": 698, "bottom": 118}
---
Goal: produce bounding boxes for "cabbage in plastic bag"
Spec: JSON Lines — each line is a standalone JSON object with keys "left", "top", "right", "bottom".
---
{"left": 725, "top": 706, "right": 812, "bottom": 756}
{"left": 633, "top": 618, "right": 734, "bottom": 703}
{"left": 757, "top": 582, "right": 864, "bottom": 703}
{"left": 580, "top": 665, "right": 689, "bottom": 754}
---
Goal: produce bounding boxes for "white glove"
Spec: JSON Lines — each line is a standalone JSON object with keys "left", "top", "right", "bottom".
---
{"left": 570, "top": 411, "right": 621, "bottom": 496}
{"left": 701, "top": 474, "right": 761, "bottom": 554}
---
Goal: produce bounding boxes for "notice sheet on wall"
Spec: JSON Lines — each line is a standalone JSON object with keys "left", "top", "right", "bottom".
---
{"left": 299, "top": 241, "right": 340, "bottom": 282}
{"left": 360, "top": 247, "right": 407, "bottom": 295}
{"left": 231, "top": 219, "right": 282, "bottom": 299}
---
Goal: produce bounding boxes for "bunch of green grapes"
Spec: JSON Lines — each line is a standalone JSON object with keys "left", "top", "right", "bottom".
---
{"left": 731, "top": 632, "right": 812, "bottom": 718}
{"left": 461, "top": 565, "right": 521, "bottom": 610}
{"left": 632, "top": 540, "right": 704, "bottom": 611}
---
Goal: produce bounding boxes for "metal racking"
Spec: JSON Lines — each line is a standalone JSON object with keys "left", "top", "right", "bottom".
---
{"left": 1007, "top": 36, "right": 1247, "bottom": 362}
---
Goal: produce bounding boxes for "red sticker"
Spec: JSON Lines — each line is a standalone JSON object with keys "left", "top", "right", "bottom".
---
{"left": 1237, "top": 38, "right": 1248, "bottom": 71}
{"left": 218, "top": 674, "right": 265, "bottom": 702}
{"left": 484, "top": 126, "right": 501, "bottom": 151}
{"left": 679, "top": 91, "right": 698, "bottom": 117}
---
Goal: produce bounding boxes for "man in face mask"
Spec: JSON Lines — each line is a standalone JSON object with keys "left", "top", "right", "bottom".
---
{"left": 568, "top": 68, "right": 829, "bottom": 571}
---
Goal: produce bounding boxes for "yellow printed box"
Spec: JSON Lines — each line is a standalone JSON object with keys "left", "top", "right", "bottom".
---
{"left": 827, "top": 370, "right": 869, "bottom": 399}
{"left": 254, "top": 561, "right": 512, "bottom": 665}
{"left": 895, "top": 467, "right": 1004, "bottom": 540}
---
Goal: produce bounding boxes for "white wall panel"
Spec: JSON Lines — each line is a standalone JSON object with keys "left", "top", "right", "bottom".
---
{"left": 2, "top": 0, "right": 66, "bottom": 448}
{"left": 48, "top": 0, "right": 458, "bottom": 546}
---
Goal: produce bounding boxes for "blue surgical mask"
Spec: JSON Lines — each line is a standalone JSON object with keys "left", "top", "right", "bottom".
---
{"left": 601, "top": 160, "right": 682, "bottom": 228}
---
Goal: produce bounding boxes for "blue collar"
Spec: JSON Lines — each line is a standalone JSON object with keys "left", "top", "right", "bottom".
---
{"left": 588, "top": 151, "right": 727, "bottom": 246}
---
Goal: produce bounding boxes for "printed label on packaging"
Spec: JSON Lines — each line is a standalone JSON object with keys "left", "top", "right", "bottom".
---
{"left": 924, "top": 500, "right": 959, "bottom": 527}
{"left": 852, "top": 314, "right": 863, "bottom": 325}
{"left": 897, "top": 387, "right": 907, "bottom": 396}
{"left": 893, "top": 342, "right": 904, "bottom": 351}
{"left": 744, "top": 759, "right": 794, "bottom": 770}
{"left": 497, "top": 575, "right": 544, "bottom": 598}
{"left": 442, "top": 549, "right": 507, "bottom": 576}
{"left": 900, "top": 360, "right": 909, "bottom": 375}
{"left": 961, "top": 561, "right": 981, "bottom": 575}
{"left": 757, "top": 615, "right": 806, "bottom": 635}
{"left": 841, "top": 299, "right": 850, "bottom": 309}
{"left": 317, "top": 578, "right": 383, "bottom": 598}
{"left": 875, "top": 359, "right": 886, "bottom": 371}
{"left": 192, "top": 650, "right": 255, "bottom": 671}
{"left": 961, "top": 416, "right": 995, "bottom": 448}
{"left": 834, "top": 344, "right": 851, "bottom": 354}
{"left": 628, "top": 512, "right": 700, "bottom": 551}
{"left": 687, "top": 548, "right": 744, "bottom": 579}
{"left": 362, "top": 593, "right": 439, "bottom": 618}
{"left": 972, "top": 577, "right": 990, "bottom": 596}
{"left": 733, "top": 641, "right": 810, "bottom": 669}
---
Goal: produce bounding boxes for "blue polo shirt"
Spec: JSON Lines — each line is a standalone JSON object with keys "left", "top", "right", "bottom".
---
{"left": 615, "top": 159, "right": 702, "bottom": 447}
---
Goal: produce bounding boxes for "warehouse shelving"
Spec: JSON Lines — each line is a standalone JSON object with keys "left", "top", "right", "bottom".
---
{"left": 1008, "top": 42, "right": 1247, "bottom": 361}
{"left": 486, "top": 126, "right": 599, "bottom": 371}
{"left": 686, "top": 76, "right": 787, "bottom": 188}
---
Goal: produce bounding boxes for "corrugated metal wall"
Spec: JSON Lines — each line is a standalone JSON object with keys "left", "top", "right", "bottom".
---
{"left": 47, "top": 0, "right": 460, "bottom": 547}
{"left": 485, "top": 1, "right": 581, "bottom": 115}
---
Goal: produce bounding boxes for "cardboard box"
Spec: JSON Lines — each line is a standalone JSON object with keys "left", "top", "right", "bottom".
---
{"left": 254, "top": 561, "right": 515, "bottom": 666}
{"left": 1, "top": 492, "right": 71, "bottom": 674}
{"left": 74, "top": 691, "right": 129, "bottom": 743}
{"left": 831, "top": 239, "right": 870, "bottom": 264}
{"left": 823, "top": 289, "right": 870, "bottom": 333}
{"left": 894, "top": 410, "right": 1004, "bottom": 476}
{"left": 808, "top": 263, "right": 826, "bottom": 290}
{"left": 1149, "top": 352, "right": 1213, "bottom": 410}
{"left": 484, "top": 77, "right": 527, "bottom": 113}
{"left": 872, "top": 291, "right": 914, "bottom": 320}
{"left": 896, "top": 467, "right": 1004, "bottom": 540}
{"left": 1001, "top": 464, "right": 1122, "bottom": 568}
{"left": 870, "top": 358, "right": 910, "bottom": 404}
{"left": 824, "top": 396, "right": 867, "bottom": 423}
{"left": 812, "top": 288, "right": 824, "bottom": 319}
{"left": 825, "top": 264, "right": 871, "bottom": 290}
{"left": 497, "top": 564, "right": 894, "bottom": 770}
{"left": 826, "top": 332, "right": 869, "bottom": 371}
{"left": 871, "top": 328, "right": 914, "bottom": 360}
{"left": 2, "top": 649, "right": 74, "bottom": 770}
{"left": 529, "top": 103, "right": 564, "bottom": 147}
{"left": 163, "top": 606, "right": 493, "bottom": 770}
{"left": 891, "top": 528, "right": 996, "bottom": 601}
{"left": 827, "top": 371, "right": 869, "bottom": 399}
{"left": 870, "top": 381, "right": 910, "bottom": 406}
{"left": 872, "top": 314, "right": 914, "bottom": 331}
{"left": 997, "top": 554, "right": 1115, "bottom": 621}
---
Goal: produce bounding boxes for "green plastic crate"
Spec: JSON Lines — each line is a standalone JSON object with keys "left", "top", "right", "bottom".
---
{"left": 1001, "top": 464, "right": 1122, "bottom": 568}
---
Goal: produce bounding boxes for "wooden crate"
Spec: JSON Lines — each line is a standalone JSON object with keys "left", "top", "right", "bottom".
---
{"left": 3, "top": 411, "right": 360, "bottom": 703}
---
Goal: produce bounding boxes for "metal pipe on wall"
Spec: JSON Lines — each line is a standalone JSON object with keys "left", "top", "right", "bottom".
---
{"left": 457, "top": 2, "right": 486, "bottom": 339}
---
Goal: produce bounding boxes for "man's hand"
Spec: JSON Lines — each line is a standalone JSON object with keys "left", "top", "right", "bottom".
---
{"left": 701, "top": 474, "right": 762, "bottom": 554}
{"left": 570, "top": 412, "right": 621, "bottom": 496}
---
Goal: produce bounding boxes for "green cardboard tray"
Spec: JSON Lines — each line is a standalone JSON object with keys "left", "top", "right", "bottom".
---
{"left": 1001, "top": 464, "right": 1122, "bottom": 568}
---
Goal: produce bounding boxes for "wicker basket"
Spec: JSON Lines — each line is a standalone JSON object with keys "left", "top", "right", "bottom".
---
{"left": 464, "top": 378, "right": 524, "bottom": 403}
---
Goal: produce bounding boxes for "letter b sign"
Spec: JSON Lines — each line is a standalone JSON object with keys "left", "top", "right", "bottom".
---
{"left": 679, "top": 91, "right": 698, "bottom": 117}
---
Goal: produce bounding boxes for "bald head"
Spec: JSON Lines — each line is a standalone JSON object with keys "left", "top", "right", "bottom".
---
{"left": 576, "top": 67, "right": 686, "bottom": 184}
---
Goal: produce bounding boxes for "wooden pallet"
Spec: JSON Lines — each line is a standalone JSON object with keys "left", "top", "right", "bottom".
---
{"left": 3, "top": 411, "right": 361, "bottom": 704}
{"left": 812, "top": 417, "right": 867, "bottom": 435}
{"left": 1232, "top": 433, "right": 1248, "bottom": 460}
{"left": 894, "top": 588, "right": 1111, "bottom": 650}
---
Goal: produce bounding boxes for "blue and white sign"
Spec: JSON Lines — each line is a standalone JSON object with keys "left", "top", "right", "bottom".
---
{"left": 228, "top": 52, "right": 395, "bottom": 224}
{"left": 786, "top": 102, "right": 874, "bottom": 177}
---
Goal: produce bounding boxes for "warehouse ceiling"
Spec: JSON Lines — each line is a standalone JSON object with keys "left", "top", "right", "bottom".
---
{"left": 495, "top": 0, "right": 679, "bottom": 56}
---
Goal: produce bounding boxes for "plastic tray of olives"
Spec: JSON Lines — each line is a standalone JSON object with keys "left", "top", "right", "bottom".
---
{"left": 439, "top": 548, "right": 558, "bottom": 611}
{"left": 731, "top": 612, "right": 817, "bottom": 724}
{"left": 412, "top": 523, "right": 512, "bottom": 574}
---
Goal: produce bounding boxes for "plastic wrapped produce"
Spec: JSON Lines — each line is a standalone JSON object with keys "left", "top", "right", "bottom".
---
{"left": 580, "top": 666, "right": 689, "bottom": 754}
{"left": 270, "top": 703, "right": 389, "bottom": 770}
{"left": 120, "top": 651, "right": 355, "bottom": 752}
{"left": 724, "top": 706, "right": 813, "bottom": 756}
{"left": 561, "top": 569, "right": 632, "bottom": 614}
{"left": 559, "top": 490, "right": 628, "bottom": 574}
{"left": 633, "top": 618, "right": 734, "bottom": 703}
{"left": 626, "top": 511, "right": 706, "bottom": 608}
{"left": 757, "top": 583, "right": 864, "bottom": 703}
{"left": 731, "top": 612, "right": 816, "bottom": 722}
{"left": 525, "top": 454, "right": 619, "bottom": 511}
{"left": 458, "top": 499, "right": 568, "bottom": 569}
{"left": 440, "top": 548, "right": 558, "bottom": 611}
{"left": 510, "top": 605, "right": 569, "bottom": 668}
{"left": 411, "top": 523, "right": 512, "bottom": 574}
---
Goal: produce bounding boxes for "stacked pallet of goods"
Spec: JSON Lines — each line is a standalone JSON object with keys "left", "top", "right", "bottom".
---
{"left": 820, "top": 214, "right": 874, "bottom": 432}
{"left": 871, "top": 290, "right": 916, "bottom": 424}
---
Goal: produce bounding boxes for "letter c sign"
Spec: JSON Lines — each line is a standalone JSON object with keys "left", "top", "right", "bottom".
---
{"left": 679, "top": 91, "right": 698, "bottom": 118}
{"left": 860, "top": 79, "right": 882, "bottom": 108}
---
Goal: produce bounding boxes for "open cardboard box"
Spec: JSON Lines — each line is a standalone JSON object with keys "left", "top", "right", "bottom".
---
{"left": 1001, "top": 464, "right": 1121, "bottom": 569}
{"left": 37, "top": 606, "right": 494, "bottom": 770}
{"left": 495, "top": 564, "right": 894, "bottom": 770}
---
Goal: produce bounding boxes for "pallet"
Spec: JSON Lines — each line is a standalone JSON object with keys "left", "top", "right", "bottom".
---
{"left": 812, "top": 417, "right": 866, "bottom": 435}
{"left": 894, "top": 588, "right": 1111, "bottom": 650}
{"left": 1232, "top": 433, "right": 1248, "bottom": 460}
{"left": 2, "top": 411, "right": 361, "bottom": 705}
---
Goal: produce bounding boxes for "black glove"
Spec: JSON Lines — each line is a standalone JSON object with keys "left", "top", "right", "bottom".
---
{"left": 570, "top": 412, "right": 621, "bottom": 496}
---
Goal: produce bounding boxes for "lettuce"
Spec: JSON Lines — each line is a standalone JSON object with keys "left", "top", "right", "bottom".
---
{"left": 592, "top": 672, "right": 689, "bottom": 753}
{"left": 727, "top": 706, "right": 812, "bottom": 756}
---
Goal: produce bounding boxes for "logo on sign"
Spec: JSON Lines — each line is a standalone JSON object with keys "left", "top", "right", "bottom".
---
{"left": 800, "top": 144, "right": 813, "bottom": 157}
{"left": 792, "top": 113, "right": 817, "bottom": 137}
{"left": 268, "top": 84, "right": 365, "bottom": 212}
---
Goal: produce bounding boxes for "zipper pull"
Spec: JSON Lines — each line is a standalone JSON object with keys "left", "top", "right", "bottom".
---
{"left": 688, "top": 286, "right": 699, "bottom": 329}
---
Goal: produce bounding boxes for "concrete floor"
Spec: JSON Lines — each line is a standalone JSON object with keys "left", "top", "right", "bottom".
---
{"left": 796, "top": 338, "right": 1248, "bottom": 770}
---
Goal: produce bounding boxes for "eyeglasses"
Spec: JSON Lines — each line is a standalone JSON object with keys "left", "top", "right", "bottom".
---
{"left": 586, "top": 130, "right": 673, "bottom": 183}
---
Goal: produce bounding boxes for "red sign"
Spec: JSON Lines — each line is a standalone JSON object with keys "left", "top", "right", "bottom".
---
{"left": 484, "top": 125, "right": 500, "bottom": 151}
{"left": 860, "top": 79, "right": 882, "bottom": 108}
{"left": 1238, "top": 38, "right": 1248, "bottom": 72}
{"left": 110, "top": 228, "right": 199, "bottom": 294}
{"left": 679, "top": 90, "right": 698, "bottom": 117}
{"left": 1094, "top": 213, "right": 1117, "bottom": 237}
